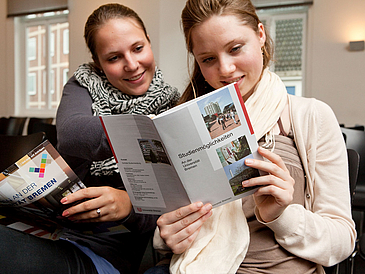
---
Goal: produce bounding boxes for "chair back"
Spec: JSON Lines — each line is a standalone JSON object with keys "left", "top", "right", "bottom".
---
{"left": 0, "top": 117, "right": 27, "bottom": 136}
{"left": 0, "top": 132, "right": 45, "bottom": 172}
{"left": 27, "top": 117, "right": 54, "bottom": 135}
{"left": 341, "top": 128, "right": 365, "bottom": 186}
{"left": 31, "top": 122, "right": 57, "bottom": 147}
{"left": 348, "top": 148, "right": 360, "bottom": 199}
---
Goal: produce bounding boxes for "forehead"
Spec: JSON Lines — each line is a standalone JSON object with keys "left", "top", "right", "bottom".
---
{"left": 191, "top": 15, "right": 255, "bottom": 52}
{"left": 95, "top": 18, "right": 147, "bottom": 51}
{"left": 98, "top": 17, "right": 144, "bottom": 36}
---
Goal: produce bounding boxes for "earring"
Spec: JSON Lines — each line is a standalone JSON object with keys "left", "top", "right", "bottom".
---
{"left": 261, "top": 47, "right": 264, "bottom": 56}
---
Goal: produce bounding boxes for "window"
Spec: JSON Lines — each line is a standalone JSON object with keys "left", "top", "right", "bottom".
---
{"left": 27, "top": 73, "right": 36, "bottom": 95}
{"left": 63, "top": 68, "right": 69, "bottom": 86}
{"left": 258, "top": 7, "right": 307, "bottom": 96}
{"left": 15, "top": 11, "right": 69, "bottom": 116}
{"left": 28, "top": 37, "right": 36, "bottom": 61}
{"left": 63, "top": 29, "right": 69, "bottom": 55}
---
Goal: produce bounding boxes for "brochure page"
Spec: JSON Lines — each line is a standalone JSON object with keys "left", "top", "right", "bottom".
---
{"left": 101, "top": 115, "right": 191, "bottom": 215}
{"left": 153, "top": 83, "right": 261, "bottom": 208}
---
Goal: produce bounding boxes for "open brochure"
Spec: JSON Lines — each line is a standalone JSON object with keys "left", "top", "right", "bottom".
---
{"left": 100, "top": 83, "right": 263, "bottom": 215}
{"left": 0, "top": 140, "right": 129, "bottom": 240}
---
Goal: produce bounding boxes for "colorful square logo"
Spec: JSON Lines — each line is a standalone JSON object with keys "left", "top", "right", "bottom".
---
{"left": 29, "top": 154, "right": 52, "bottom": 178}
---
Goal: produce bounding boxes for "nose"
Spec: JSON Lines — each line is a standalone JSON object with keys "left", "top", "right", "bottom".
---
{"left": 218, "top": 56, "right": 235, "bottom": 76}
{"left": 124, "top": 54, "right": 139, "bottom": 72}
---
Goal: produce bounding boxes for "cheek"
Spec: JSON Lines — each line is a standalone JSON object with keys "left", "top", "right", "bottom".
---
{"left": 103, "top": 64, "right": 122, "bottom": 79}
{"left": 200, "top": 67, "right": 218, "bottom": 87}
{"left": 143, "top": 50, "right": 155, "bottom": 69}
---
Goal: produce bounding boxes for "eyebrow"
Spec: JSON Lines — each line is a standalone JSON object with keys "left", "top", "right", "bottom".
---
{"left": 102, "top": 40, "right": 146, "bottom": 56}
{"left": 195, "top": 39, "right": 240, "bottom": 57}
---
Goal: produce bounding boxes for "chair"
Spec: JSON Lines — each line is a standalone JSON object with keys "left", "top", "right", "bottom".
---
{"left": 325, "top": 148, "right": 360, "bottom": 274}
{"left": 341, "top": 128, "right": 365, "bottom": 232}
{"left": 27, "top": 117, "right": 54, "bottom": 135}
{"left": 31, "top": 122, "right": 57, "bottom": 147}
{"left": 336, "top": 127, "right": 365, "bottom": 274}
{"left": 0, "top": 132, "right": 45, "bottom": 172}
{"left": 0, "top": 116, "right": 27, "bottom": 135}
{"left": 341, "top": 127, "right": 365, "bottom": 176}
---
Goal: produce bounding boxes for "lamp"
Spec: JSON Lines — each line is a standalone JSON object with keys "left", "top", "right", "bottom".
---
{"left": 349, "top": 40, "right": 365, "bottom": 51}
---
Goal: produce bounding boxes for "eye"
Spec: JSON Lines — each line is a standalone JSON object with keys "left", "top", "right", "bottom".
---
{"left": 135, "top": 45, "right": 144, "bottom": 52}
{"left": 230, "top": 45, "right": 242, "bottom": 54}
{"left": 202, "top": 56, "right": 215, "bottom": 63}
{"left": 107, "top": 56, "right": 118, "bottom": 62}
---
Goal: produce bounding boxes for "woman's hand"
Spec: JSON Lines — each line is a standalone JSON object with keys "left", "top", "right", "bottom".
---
{"left": 60, "top": 187, "right": 132, "bottom": 222}
{"left": 243, "top": 146, "right": 294, "bottom": 223}
{"left": 157, "top": 202, "right": 213, "bottom": 254}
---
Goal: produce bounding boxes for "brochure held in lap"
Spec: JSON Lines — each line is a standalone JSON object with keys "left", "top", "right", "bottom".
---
{"left": 100, "top": 83, "right": 263, "bottom": 215}
{"left": 0, "top": 140, "right": 129, "bottom": 240}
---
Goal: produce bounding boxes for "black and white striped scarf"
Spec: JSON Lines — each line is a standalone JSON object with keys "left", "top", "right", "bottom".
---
{"left": 74, "top": 63, "right": 180, "bottom": 176}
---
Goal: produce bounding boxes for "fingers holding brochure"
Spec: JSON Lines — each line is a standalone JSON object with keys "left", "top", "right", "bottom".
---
{"left": 60, "top": 186, "right": 133, "bottom": 223}
{"left": 242, "top": 146, "right": 295, "bottom": 223}
{"left": 157, "top": 201, "right": 213, "bottom": 254}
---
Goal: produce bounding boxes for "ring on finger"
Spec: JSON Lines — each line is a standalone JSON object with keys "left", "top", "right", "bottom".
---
{"left": 96, "top": 208, "right": 101, "bottom": 217}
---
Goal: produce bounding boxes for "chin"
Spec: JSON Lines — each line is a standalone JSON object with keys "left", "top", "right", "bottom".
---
{"left": 130, "top": 87, "right": 150, "bottom": 96}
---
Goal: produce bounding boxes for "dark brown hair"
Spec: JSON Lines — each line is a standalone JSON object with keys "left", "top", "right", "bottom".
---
{"left": 179, "top": 0, "right": 273, "bottom": 103}
{"left": 84, "top": 3, "right": 149, "bottom": 66}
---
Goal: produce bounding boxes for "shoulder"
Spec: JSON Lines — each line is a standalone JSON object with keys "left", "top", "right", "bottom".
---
{"left": 63, "top": 75, "right": 90, "bottom": 97}
{"left": 289, "top": 95, "right": 342, "bottom": 146}
{"left": 289, "top": 95, "right": 337, "bottom": 123}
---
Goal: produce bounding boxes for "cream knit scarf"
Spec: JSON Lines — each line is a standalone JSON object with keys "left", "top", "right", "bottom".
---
{"left": 153, "top": 68, "right": 288, "bottom": 274}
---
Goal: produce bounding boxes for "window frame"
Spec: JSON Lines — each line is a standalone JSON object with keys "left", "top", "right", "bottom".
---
{"left": 14, "top": 12, "right": 68, "bottom": 117}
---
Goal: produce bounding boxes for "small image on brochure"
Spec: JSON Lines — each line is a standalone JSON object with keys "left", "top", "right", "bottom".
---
{"left": 138, "top": 139, "right": 171, "bottom": 165}
{"left": 197, "top": 87, "right": 241, "bottom": 140}
{"left": 216, "top": 135, "right": 260, "bottom": 196}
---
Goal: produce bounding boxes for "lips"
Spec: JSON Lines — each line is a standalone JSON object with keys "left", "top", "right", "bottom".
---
{"left": 125, "top": 71, "right": 145, "bottom": 81}
{"left": 222, "top": 75, "right": 244, "bottom": 85}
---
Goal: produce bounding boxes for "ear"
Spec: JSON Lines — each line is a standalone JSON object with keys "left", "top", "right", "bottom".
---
{"left": 92, "top": 58, "right": 104, "bottom": 75}
{"left": 92, "top": 56, "right": 101, "bottom": 70}
{"left": 258, "top": 23, "right": 266, "bottom": 47}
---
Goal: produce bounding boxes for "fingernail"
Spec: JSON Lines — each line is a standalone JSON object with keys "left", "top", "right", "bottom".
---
{"left": 197, "top": 202, "right": 203, "bottom": 208}
{"left": 245, "top": 159, "right": 253, "bottom": 165}
{"left": 60, "top": 197, "right": 67, "bottom": 204}
{"left": 242, "top": 180, "right": 248, "bottom": 186}
{"left": 62, "top": 211, "right": 69, "bottom": 217}
{"left": 204, "top": 203, "right": 212, "bottom": 211}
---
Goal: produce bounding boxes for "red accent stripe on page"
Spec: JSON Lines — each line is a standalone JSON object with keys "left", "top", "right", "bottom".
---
{"left": 99, "top": 117, "right": 118, "bottom": 163}
{"left": 234, "top": 83, "right": 254, "bottom": 135}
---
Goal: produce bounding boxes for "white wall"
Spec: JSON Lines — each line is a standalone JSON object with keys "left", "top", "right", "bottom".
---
{"left": 306, "top": 0, "right": 365, "bottom": 126}
{"left": 0, "top": 0, "right": 15, "bottom": 117}
{"left": 0, "top": 0, "right": 364, "bottom": 127}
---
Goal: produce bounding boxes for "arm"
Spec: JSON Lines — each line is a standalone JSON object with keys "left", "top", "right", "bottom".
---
{"left": 56, "top": 76, "right": 112, "bottom": 161}
{"left": 56, "top": 77, "right": 137, "bottom": 227}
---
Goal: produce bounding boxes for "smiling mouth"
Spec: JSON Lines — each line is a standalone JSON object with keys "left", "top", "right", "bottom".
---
{"left": 222, "top": 75, "right": 244, "bottom": 85}
{"left": 125, "top": 71, "right": 145, "bottom": 81}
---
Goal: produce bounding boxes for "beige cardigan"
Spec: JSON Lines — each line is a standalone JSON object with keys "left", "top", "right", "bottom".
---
{"left": 260, "top": 95, "right": 356, "bottom": 271}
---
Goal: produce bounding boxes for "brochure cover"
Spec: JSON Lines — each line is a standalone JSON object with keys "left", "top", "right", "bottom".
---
{"left": 0, "top": 140, "right": 129, "bottom": 239}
